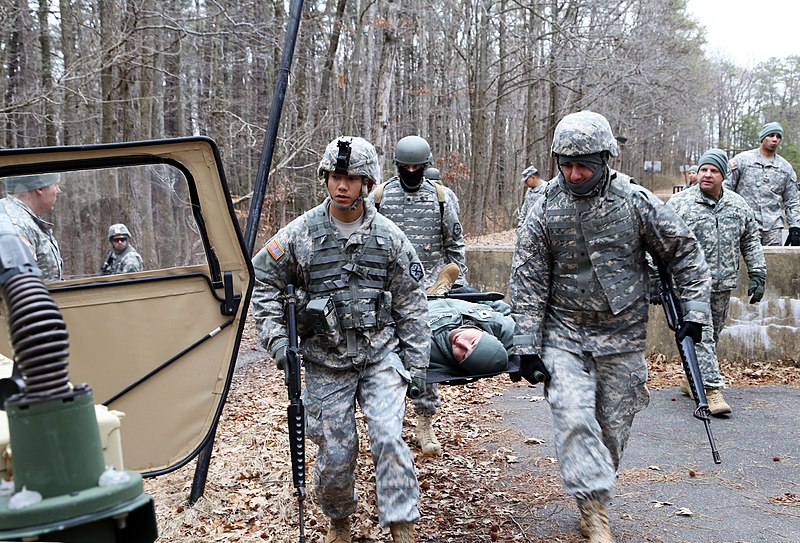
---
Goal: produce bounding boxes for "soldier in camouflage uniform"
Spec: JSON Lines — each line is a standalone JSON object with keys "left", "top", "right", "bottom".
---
{"left": 517, "top": 165, "right": 548, "bottom": 228}
{"left": 725, "top": 122, "right": 800, "bottom": 246}
{"left": 428, "top": 297, "right": 515, "bottom": 377}
{"left": 366, "top": 135, "right": 467, "bottom": 457}
{"left": 683, "top": 165, "right": 698, "bottom": 189}
{"left": 510, "top": 111, "right": 712, "bottom": 543}
{"left": 0, "top": 173, "right": 63, "bottom": 282}
{"left": 251, "top": 136, "right": 429, "bottom": 543}
{"left": 99, "top": 223, "right": 144, "bottom": 275}
{"left": 667, "top": 149, "right": 766, "bottom": 416}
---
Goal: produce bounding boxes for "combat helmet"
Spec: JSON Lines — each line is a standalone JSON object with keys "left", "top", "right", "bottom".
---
{"left": 394, "top": 136, "right": 432, "bottom": 166}
{"left": 424, "top": 167, "right": 441, "bottom": 181}
{"left": 108, "top": 223, "right": 131, "bottom": 240}
{"left": 318, "top": 136, "right": 381, "bottom": 189}
{"left": 551, "top": 111, "right": 619, "bottom": 158}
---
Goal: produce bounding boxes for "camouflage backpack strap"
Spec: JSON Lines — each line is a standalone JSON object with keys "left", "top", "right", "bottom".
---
{"left": 373, "top": 182, "right": 386, "bottom": 212}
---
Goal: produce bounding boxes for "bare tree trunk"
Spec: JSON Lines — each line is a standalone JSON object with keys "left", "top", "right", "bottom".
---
{"left": 319, "top": 0, "right": 347, "bottom": 113}
{"left": 464, "top": 3, "right": 490, "bottom": 235}
{"left": 59, "top": 0, "right": 80, "bottom": 145}
{"left": 372, "top": 0, "right": 398, "bottom": 162}
{"left": 99, "top": 0, "right": 117, "bottom": 143}
{"left": 37, "top": 0, "right": 57, "bottom": 145}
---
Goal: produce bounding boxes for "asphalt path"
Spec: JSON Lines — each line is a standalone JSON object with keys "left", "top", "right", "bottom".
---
{"left": 489, "top": 384, "right": 800, "bottom": 543}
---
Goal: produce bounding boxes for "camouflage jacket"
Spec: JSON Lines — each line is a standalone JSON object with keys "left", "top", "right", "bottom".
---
{"left": 517, "top": 181, "right": 549, "bottom": 228}
{"left": 100, "top": 245, "right": 144, "bottom": 275}
{"left": 510, "top": 169, "right": 711, "bottom": 356}
{"left": 251, "top": 198, "right": 430, "bottom": 374}
{"left": 725, "top": 149, "right": 800, "bottom": 231}
{"left": 668, "top": 185, "right": 765, "bottom": 292}
{"left": 367, "top": 177, "right": 467, "bottom": 288}
{"left": 0, "top": 196, "right": 63, "bottom": 282}
{"left": 428, "top": 298, "right": 515, "bottom": 369}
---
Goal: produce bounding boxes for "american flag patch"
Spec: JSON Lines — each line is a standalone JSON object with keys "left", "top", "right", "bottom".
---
{"left": 266, "top": 238, "right": 285, "bottom": 260}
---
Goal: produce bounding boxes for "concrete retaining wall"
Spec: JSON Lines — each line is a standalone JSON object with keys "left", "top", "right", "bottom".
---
{"left": 466, "top": 246, "right": 799, "bottom": 363}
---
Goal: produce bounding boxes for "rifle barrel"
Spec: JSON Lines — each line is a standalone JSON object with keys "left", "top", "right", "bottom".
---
{"left": 653, "top": 254, "right": 721, "bottom": 465}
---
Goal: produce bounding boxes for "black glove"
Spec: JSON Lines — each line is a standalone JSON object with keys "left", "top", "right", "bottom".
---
{"left": 407, "top": 373, "right": 426, "bottom": 399}
{"left": 786, "top": 227, "right": 800, "bottom": 246}
{"left": 509, "top": 354, "right": 550, "bottom": 385}
{"left": 676, "top": 321, "right": 703, "bottom": 344}
{"left": 273, "top": 344, "right": 290, "bottom": 386}
{"left": 747, "top": 271, "right": 766, "bottom": 304}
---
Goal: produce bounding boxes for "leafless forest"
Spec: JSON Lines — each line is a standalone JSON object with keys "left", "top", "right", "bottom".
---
{"left": 2, "top": 0, "right": 800, "bottom": 236}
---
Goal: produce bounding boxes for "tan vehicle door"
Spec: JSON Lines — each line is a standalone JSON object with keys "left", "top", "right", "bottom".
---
{"left": 0, "top": 137, "right": 253, "bottom": 475}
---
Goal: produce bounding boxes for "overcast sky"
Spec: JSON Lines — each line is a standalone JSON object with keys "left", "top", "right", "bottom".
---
{"left": 686, "top": 0, "right": 800, "bottom": 66}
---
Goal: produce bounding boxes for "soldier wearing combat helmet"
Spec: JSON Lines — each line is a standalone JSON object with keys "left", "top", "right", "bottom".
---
{"left": 100, "top": 223, "right": 144, "bottom": 275}
{"left": 251, "top": 136, "right": 429, "bottom": 543}
{"left": 510, "top": 110, "right": 712, "bottom": 542}
{"left": 367, "top": 135, "right": 468, "bottom": 457}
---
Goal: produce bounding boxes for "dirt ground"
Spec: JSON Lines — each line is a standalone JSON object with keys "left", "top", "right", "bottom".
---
{"left": 144, "top": 314, "right": 800, "bottom": 543}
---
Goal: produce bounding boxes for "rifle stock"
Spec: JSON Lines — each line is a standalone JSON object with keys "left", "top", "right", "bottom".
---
{"left": 285, "top": 284, "right": 306, "bottom": 542}
{"left": 653, "top": 256, "right": 722, "bottom": 465}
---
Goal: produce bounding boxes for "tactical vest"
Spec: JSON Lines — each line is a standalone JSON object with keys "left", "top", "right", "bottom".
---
{"left": 544, "top": 173, "right": 645, "bottom": 315}
{"left": 373, "top": 179, "right": 445, "bottom": 277}
{"left": 304, "top": 206, "right": 393, "bottom": 334}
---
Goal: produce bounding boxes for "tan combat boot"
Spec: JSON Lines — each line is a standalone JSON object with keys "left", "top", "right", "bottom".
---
{"left": 415, "top": 414, "right": 443, "bottom": 456}
{"left": 578, "top": 500, "right": 615, "bottom": 543}
{"left": 679, "top": 377, "right": 693, "bottom": 398}
{"left": 325, "top": 516, "right": 351, "bottom": 543}
{"left": 390, "top": 521, "right": 415, "bottom": 543}
{"left": 705, "top": 388, "right": 732, "bottom": 416}
{"left": 426, "top": 263, "right": 460, "bottom": 295}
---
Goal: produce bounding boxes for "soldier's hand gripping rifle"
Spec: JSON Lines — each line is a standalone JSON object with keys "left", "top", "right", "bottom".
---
{"left": 653, "top": 255, "right": 721, "bottom": 465}
{"left": 285, "top": 284, "right": 306, "bottom": 542}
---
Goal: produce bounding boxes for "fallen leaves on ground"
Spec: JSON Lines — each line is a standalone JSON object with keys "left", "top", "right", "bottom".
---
{"left": 145, "top": 319, "right": 800, "bottom": 543}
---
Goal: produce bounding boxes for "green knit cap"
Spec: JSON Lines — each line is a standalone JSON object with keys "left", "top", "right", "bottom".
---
{"left": 698, "top": 149, "right": 729, "bottom": 177}
{"left": 759, "top": 122, "right": 783, "bottom": 142}
{"left": 3, "top": 173, "right": 60, "bottom": 193}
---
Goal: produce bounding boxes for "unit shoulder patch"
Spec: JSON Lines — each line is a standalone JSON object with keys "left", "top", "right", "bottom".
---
{"left": 409, "top": 262, "right": 424, "bottom": 283}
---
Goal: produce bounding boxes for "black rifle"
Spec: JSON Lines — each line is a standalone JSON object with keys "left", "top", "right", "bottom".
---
{"left": 654, "top": 255, "right": 721, "bottom": 464}
{"left": 99, "top": 251, "right": 114, "bottom": 274}
{"left": 285, "top": 284, "right": 306, "bottom": 542}
{"left": 426, "top": 291, "right": 505, "bottom": 302}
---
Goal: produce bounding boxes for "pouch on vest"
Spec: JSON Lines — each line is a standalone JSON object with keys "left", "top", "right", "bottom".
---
{"left": 306, "top": 297, "right": 341, "bottom": 345}
{"left": 376, "top": 291, "right": 393, "bottom": 327}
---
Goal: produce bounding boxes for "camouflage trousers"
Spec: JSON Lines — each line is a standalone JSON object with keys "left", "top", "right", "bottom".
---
{"left": 412, "top": 383, "right": 441, "bottom": 415}
{"left": 541, "top": 346, "right": 650, "bottom": 502}
{"left": 761, "top": 229, "right": 783, "bottom": 246}
{"left": 304, "top": 352, "right": 420, "bottom": 526}
{"left": 694, "top": 290, "right": 730, "bottom": 389}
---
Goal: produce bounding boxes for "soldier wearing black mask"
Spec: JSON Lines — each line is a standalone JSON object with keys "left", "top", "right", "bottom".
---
{"left": 366, "top": 134, "right": 468, "bottom": 458}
